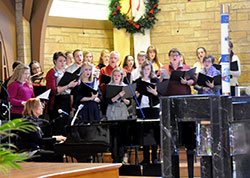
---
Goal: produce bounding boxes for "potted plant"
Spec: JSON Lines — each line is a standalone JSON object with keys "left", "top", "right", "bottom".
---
{"left": 0, "top": 119, "right": 36, "bottom": 176}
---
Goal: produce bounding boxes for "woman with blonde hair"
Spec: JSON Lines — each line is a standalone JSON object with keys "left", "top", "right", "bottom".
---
{"left": 72, "top": 62, "right": 101, "bottom": 122}
{"left": 15, "top": 98, "right": 66, "bottom": 162}
{"left": 193, "top": 47, "right": 207, "bottom": 74}
{"left": 147, "top": 45, "right": 162, "bottom": 73}
{"left": 106, "top": 67, "right": 130, "bottom": 121}
{"left": 97, "top": 49, "right": 110, "bottom": 70}
{"left": 8, "top": 63, "right": 35, "bottom": 119}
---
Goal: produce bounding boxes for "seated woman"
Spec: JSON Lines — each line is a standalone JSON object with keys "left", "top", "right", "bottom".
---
{"left": 15, "top": 98, "right": 66, "bottom": 162}
{"left": 195, "top": 56, "right": 221, "bottom": 94}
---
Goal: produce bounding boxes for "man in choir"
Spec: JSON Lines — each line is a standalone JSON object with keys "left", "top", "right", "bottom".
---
{"left": 131, "top": 51, "right": 147, "bottom": 82}
{"left": 66, "top": 49, "right": 83, "bottom": 73}
{"left": 99, "top": 51, "right": 120, "bottom": 94}
{"left": 160, "top": 48, "right": 196, "bottom": 96}
{"left": 159, "top": 48, "right": 196, "bottom": 178}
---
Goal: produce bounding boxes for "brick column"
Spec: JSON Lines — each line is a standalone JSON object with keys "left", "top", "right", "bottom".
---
{"left": 15, "top": 0, "right": 25, "bottom": 63}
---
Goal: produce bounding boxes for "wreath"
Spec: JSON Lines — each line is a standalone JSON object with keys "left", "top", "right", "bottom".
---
{"left": 108, "top": 0, "right": 160, "bottom": 34}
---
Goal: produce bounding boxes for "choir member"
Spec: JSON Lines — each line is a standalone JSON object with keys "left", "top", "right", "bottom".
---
{"left": 121, "top": 55, "right": 136, "bottom": 74}
{"left": 131, "top": 51, "right": 147, "bottom": 82}
{"left": 46, "top": 52, "right": 78, "bottom": 121}
{"left": 66, "top": 49, "right": 83, "bottom": 73}
{"left": 193, "top": 47, "right": 207, "bottom": 74}
{"left": 196, "top": 56, "right": 221, "bottom": 94}
{"left": 97, "top": 49, "right": 110, "bottom": 70}
{"left": 72, "top": 62, "right": 101, "bottom": 122}
{"left": 29, "top": 60, "right": 45, "bottom": 85}
{"left": 147, "top": 45, "right": 162, "bottom": 73}
{"left": 160, "top": 48, "right": 196, "bottom": 178}
{"left": 65, "top": 51, "right": 74, "bottom": 68}
{"left": 106, "top": 67, "right": 130, "bottom": 120}
{"left": 160, "top": 48, "right": 196, "bottom": 96}
{"left": 134, "top": 61, "right": 160, "bottom": 165}
{"left": 8, "top": 63, "right": 35, "bottom": 119}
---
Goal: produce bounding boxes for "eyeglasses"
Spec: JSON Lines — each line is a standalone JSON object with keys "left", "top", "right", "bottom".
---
{"left": 170, "top": 54, "right": 180, "bottom": 57}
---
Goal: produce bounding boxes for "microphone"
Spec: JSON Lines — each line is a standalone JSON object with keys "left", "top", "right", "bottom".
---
{"left": 71, "top": 104, "right": 84, "bottom": 126}
{"left": 1, "top": 103, "right": 8, "bottom": 108}
{"left": 58, "top": 109, "right": 69, "bottom": 116}
{"left": 78, "top": 104, "right": 84, "bottom": 110}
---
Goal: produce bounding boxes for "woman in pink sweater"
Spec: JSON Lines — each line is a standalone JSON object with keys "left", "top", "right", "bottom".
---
{"left": 8, "top": 63, "right": 35, "bottom": 119}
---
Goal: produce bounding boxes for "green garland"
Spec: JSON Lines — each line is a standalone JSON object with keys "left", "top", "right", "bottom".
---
{"left": 108, "top": 0, "right": 160, "bottom": 34}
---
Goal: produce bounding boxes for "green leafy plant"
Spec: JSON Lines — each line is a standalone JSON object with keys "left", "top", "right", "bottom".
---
{"left": 0, "top": 119, "right": 36, "bottom": 176}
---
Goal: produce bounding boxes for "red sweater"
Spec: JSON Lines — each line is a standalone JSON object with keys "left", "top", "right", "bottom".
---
{"left": 45, "top": 68, "right": 59, "bottom": 110}
{"left": 99, "top": 64, "right": 117, "bottom": 94}
{"left": 161, "top": 64, "right": 196, "bottom": 96}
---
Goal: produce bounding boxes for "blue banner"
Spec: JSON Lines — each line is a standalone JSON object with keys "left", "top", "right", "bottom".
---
{"left": 221, "top": 14, "right": 229, "bottom": 23}
{"left": 221, "top": 54, "right": 230, "bottom": 62}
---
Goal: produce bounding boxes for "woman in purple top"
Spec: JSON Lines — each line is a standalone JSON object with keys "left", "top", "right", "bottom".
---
{"left": 196, "top": 56, "right": 221, "bottom": 94}
{"left": 7, "top": 63, "right": 35, "bottom": 119}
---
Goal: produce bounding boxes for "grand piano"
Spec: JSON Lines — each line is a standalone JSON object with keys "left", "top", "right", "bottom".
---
{"left": 54, "top": 118, "right": 160, "bottom": 163}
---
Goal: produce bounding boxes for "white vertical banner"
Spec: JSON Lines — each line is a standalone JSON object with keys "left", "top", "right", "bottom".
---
{"left": 221, "top": 5, "right": 230, "bottom": 95}
{"left": 132, "top": 0, "right": 151, "bottom": 62}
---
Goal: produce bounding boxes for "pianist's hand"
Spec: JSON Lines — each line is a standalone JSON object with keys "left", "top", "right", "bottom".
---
{"left": 53, "top": 135, "right": 67, "bottom": 142}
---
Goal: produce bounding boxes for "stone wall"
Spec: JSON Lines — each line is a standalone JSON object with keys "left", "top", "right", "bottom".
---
{"left": 152, "top": 0, "right": 250, "bottom": 86}
{"left": 44, "top": 26, "right": 113, "bottom": 73}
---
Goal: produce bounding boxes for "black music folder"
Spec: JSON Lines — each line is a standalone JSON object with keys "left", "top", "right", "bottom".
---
{"left": 156, "top": 80, "right": 169, "bottom": 95}
{"left": 33, "top": 86, "right": 46, "bottom": 97}
{"left": 197, "top": 73, "right": 221, "bottom": 87}
{"left": 136, "top": 80, "right": 156, "bottom": 96}
{"left": 230, "top": 61, "right": 239, "bottom": 71}
{"left": 170, "top": 67, "right": 196, "bottom": 81}
{"left": 73, "top": 67, "right": 81, "bottom": 74}
{"left": 81, "top": 83, "right": 98, "bottom": 97}
{"left": 105, "top": 83, "right": 136, "bottom": 99}
{"left": 58, "top": 72, "right": 79, "bottom": 86}
{"left": 213, "top": 61, "right": 238, "bottom": 71}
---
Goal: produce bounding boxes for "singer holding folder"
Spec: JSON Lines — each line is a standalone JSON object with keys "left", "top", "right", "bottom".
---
{"left": 46, "top": 52, "right": 78, "bottom": 121}
{"left": 195, "top": 56, "right": 221, "bottom": 94}
{"left": 72, "top": 62, "right": 101, "bottom": 122}
{"left": 106, "top": 68, "right": 130, "bottom": 121}
{"left": 159, "top": 48, "right": 196, "bottom": 96}
{"left": 134, "top": 61, "right": 160, "bottom": 165}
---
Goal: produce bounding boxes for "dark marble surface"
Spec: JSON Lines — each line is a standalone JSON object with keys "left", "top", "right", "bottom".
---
{"left": 160, "top": 95, "right": 232, "bottom": 178}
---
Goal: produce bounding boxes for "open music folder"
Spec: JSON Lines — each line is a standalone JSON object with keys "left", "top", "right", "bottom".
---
{"left": 213, "top": 61, "right": 239, "bottom": 71}
{"left": 80, "top": 82, "right": 98, "bottom": 97}
{"left": 170, "top": 67, "right": 196, "bottom": 81}
{"left": 197, "top": 73, "right": 221, "bottom": 87}
{"left": 58, "top": 67, "right": 81, "bottom": 86}
{"left": 36, "top": 89, "right": 51, "bottom": 100}
{"left": 105, "top": 83, "right": 136, "bottom": 99}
